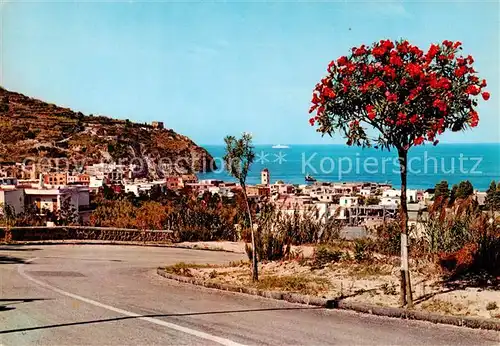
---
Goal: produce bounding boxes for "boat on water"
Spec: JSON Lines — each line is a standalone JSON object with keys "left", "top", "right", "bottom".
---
{"left": 272, "top": 144, "right": 289, "bottom": 149}
{"left": 305, "top": 174, "right": 317, "bottom": 182}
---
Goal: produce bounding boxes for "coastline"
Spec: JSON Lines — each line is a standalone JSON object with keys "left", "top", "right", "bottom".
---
{"left": 198, "top": 143, "right": 500, "bottom": 190}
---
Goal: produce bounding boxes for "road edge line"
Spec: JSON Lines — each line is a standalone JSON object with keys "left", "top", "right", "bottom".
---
{"left": 15, "top": 259, "right": 245, "bottom": 346}
{"left": 157, "top": 267, "right": 500, "bottom": 332}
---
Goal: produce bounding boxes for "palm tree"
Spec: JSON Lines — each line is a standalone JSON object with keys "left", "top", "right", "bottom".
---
{"left": 223, "top": 133, "right": 258, "bottom": 281}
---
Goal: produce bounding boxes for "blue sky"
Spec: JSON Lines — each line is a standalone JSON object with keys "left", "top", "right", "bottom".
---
{"left": 1, "top": 1, "right": 498, "bottom": 145}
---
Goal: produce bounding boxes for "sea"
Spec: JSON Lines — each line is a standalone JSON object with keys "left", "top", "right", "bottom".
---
{"left": 197, "top": 143, "right": 500, "bottom": 191}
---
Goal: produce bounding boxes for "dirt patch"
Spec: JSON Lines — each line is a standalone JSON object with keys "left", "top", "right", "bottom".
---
{"left": 164, "top": 257, "right": 500, "bottom": 319}
{"left": 173, "top": 241, "right": 316, "bottom": 256}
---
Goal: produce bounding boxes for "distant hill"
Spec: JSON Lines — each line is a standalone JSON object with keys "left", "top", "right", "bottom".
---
{"left": 0, "top": 87, "right": 215, "bottom": 177}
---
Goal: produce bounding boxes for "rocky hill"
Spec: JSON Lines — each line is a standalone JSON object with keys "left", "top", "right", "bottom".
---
{"left": 0, "top": 87, "right": 215, "bottom": 177}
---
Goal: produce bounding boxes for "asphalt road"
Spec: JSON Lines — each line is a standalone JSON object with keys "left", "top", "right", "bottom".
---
{"left": 1, "top": 245, "right": 499, "bottom": 345}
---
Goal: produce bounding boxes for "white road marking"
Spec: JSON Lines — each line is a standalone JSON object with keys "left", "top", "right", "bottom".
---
{"left": 17, "top": 258, "right": 244, "bottom": 346}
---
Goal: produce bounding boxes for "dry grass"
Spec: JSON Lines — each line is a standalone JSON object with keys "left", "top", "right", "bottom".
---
{"left": 164, "top": 262, "right": 217, "bottom": 277}
{"left": 256, "top": 275, "right": 330, "bottom": 295}
{"left": 421, "top": 299, "right": 466, "bottom": 315}
{"left": 228, "top": 260, "right": 250, "bottom": 268}
{"left": 347, "top": 263, "right": 393, "bottom": 278}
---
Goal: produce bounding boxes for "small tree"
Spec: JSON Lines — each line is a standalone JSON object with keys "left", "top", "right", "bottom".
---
{"left": 0, "top": 203, "right": 16, "bottom": 242}
{"left": 0, "top": 203, "right": 16, "bottom": 227}
{"left": 455, "top": 180, "right": 474, "bottom": 200}
{"left": 485, "top": 180, "right": 500, "bottom": 211}
{"left": 223, "top": 133, "right": 258, "bottom": 281}
{"left": 57, "top": 196, "right": 79, "bottom": 225}
{"left": 365, "top": 196, "right": 381, "bottom": 206}
{"left": 309, "top": 39, "right": 489, "bottom": 306}
{"left": 135, "top": 201, "right": 167, "bottom": 230}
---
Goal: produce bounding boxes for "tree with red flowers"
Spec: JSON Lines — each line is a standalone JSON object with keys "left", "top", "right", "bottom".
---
{"left": 309, "top": 39, "right": 489, "bottom": 307}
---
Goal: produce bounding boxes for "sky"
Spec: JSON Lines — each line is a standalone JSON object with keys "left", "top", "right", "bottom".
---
{"left": 1, "top": 0, "right": 499, "bottom": 145}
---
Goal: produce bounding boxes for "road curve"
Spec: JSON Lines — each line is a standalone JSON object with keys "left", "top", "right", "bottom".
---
{"left": 1, "top": 244, "right": 499, "bottom": 345}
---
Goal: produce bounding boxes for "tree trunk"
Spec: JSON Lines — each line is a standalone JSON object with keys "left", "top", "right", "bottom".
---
{"left": 398, "top": 148, "right": 413, "bottom": 307}
{"left": 242, "top": 186, "right": 258, "bottom": 282}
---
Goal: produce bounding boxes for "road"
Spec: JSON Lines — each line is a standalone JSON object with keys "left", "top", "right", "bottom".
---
{"left": 1, "top": 244, "right": 499, "bottom": 345}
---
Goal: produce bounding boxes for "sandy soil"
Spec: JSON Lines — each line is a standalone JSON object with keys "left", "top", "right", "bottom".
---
{"left": 175, "top": 241, "right": 315, "bottom": 257}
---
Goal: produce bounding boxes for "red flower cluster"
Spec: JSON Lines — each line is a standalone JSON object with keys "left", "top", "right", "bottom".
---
{"left": 433, "top": 99, "right": 447, "bottom": 113}
{"left": 469, "top": 111, "right": 479, "bottom": 127}
{"left": 406, "top": 63, "right": 422, "bottom": 78}
{"left": 425, "top": 44, "right": 440, "bottom": 61}
{"left": 372, "top": 40, "right": 395, "bottom": 58}
{"left": 385, "top": 91, "right": 397, "bottom": 102}
{"left": 429, "top": 76, "right": 451, "bottom": 90}
{"left": 323, "top": 87, "right": 336, "bottom": 99}
{"left": 455, "top": 65, "right": 468, "bottom": 77}
{"left": 353, "top": 45, "right": 367, "bottom": 56}
{"left": 337, "top": 56, "right": 348, "bottom": 66}
{"left": 366, "top": 105, "right": 376, "bottom": 120}
{"left": 413, "top": 136, "right": 424, "bottom": 145}
{"left": 466, "top": 85, "right": 480, "bottom": 96}
{"left": 309, "top": 39, "right": 490, "bottom": 146}
{"left": 389, "top": 54, "right": 403, "bottom": 67}
{"left": 396, "top": 112, "right": 407, "bottom": 126}
{"left": 383, "top": 66, "right": 396, "bottom": 80}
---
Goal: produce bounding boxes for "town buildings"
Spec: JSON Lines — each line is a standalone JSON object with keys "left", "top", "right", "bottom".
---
{"left": 0, "top": 160, "right": 485, "bottom": 234}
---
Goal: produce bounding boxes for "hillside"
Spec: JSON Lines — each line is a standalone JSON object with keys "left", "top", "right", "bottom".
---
{"left": 0, "top": 87, "right": 215, "bottom": 177}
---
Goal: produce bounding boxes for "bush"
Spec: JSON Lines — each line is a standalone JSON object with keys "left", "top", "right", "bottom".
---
{"left": 439, "top": 243, "right": 477, "bottom": 275}
{"left": 256, "top": 275, "right": 329, "bottom": 295}
{"left": 164, "top": 262, "right": 216, "bottom": 277}
{"left": 372, "top": 222, "right": 400, "bottom": 256}
{"left": 353, "top": 238, "right": 373, "bottom": 262}
{"left": 422, "top": 197, "right": 478, "bottom": 254}
{"left": 247, "top": 202, "right": 343, "bottom": 262}
{"left": 312, "top": 245, "right": 342, "bottom": 269}
{"left": 432, "top": 201, "right": 500, "bottom": 278}
{"left": 486, "top": 302, "right": 498, "bottom": 311}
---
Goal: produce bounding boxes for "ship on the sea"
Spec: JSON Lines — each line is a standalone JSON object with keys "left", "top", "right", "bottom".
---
{"left": 272, "top": 144, "right": 290, "bottom": 149}
{"left": 305, "top": 174, "right": 317, "bottom": 182}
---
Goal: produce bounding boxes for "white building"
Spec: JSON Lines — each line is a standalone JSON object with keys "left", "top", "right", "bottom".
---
{"left": 382, "top": 188, "right": 418, "bottom": 203}
{"left": 383, "top": 189, "right": 401, "bottom": 198}
{"left": 407, "top": 189, "right": 418, "bottom": 203}
{"left": 359, "top": 188, "right": 372, "bottom": 197}
{"left": 86, "top": 163, "right": 125, "bottom": 182}
{"left": 24, "top": 186, "right": 89, "bottom": 213}
{"left": 474, "top": 191, "right": 487, "bottom": 206}
{"left": 271, "top": 183, "right": 295, "bottom": 195}
{"left": 208, "top": 186, "right": 234, "bottom": 198}
{"left": 199, "top": 179, "right": 222, "bottom": 186}
{"left": 125, "top": 183, "right": 154, "bottom": 197}
{"left": 423, "top": 189, "right": 435, "bottom": 203}
{"left": 339, "top": 196, "right": 359, "bottom": 207}
{"left": 67, "top": 175, "right": 78, "bottom": 184}
{"left": 315, "top": 192, "right": 337, "bottom": 203}
{"left": 89, "top": 176, "right": 105, "bottom": 190}
{"left": 380, "top": 197, "right": 400, "bottom": 206}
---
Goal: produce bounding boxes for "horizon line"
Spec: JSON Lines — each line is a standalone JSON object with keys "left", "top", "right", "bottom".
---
{"left": 200, "top": 142, "right": 500, "bottom": 146}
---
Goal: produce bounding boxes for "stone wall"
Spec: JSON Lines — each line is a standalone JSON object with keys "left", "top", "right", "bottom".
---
{"left": 0, "top": 226, "right": 175, "bottom": 243}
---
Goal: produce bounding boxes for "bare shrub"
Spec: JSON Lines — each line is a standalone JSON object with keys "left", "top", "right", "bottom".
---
{"left": 312, "top": 245, "right": 342, "bottom": 269}
{"left": 246, "top": 202, "right": 343, "bottom": 262}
